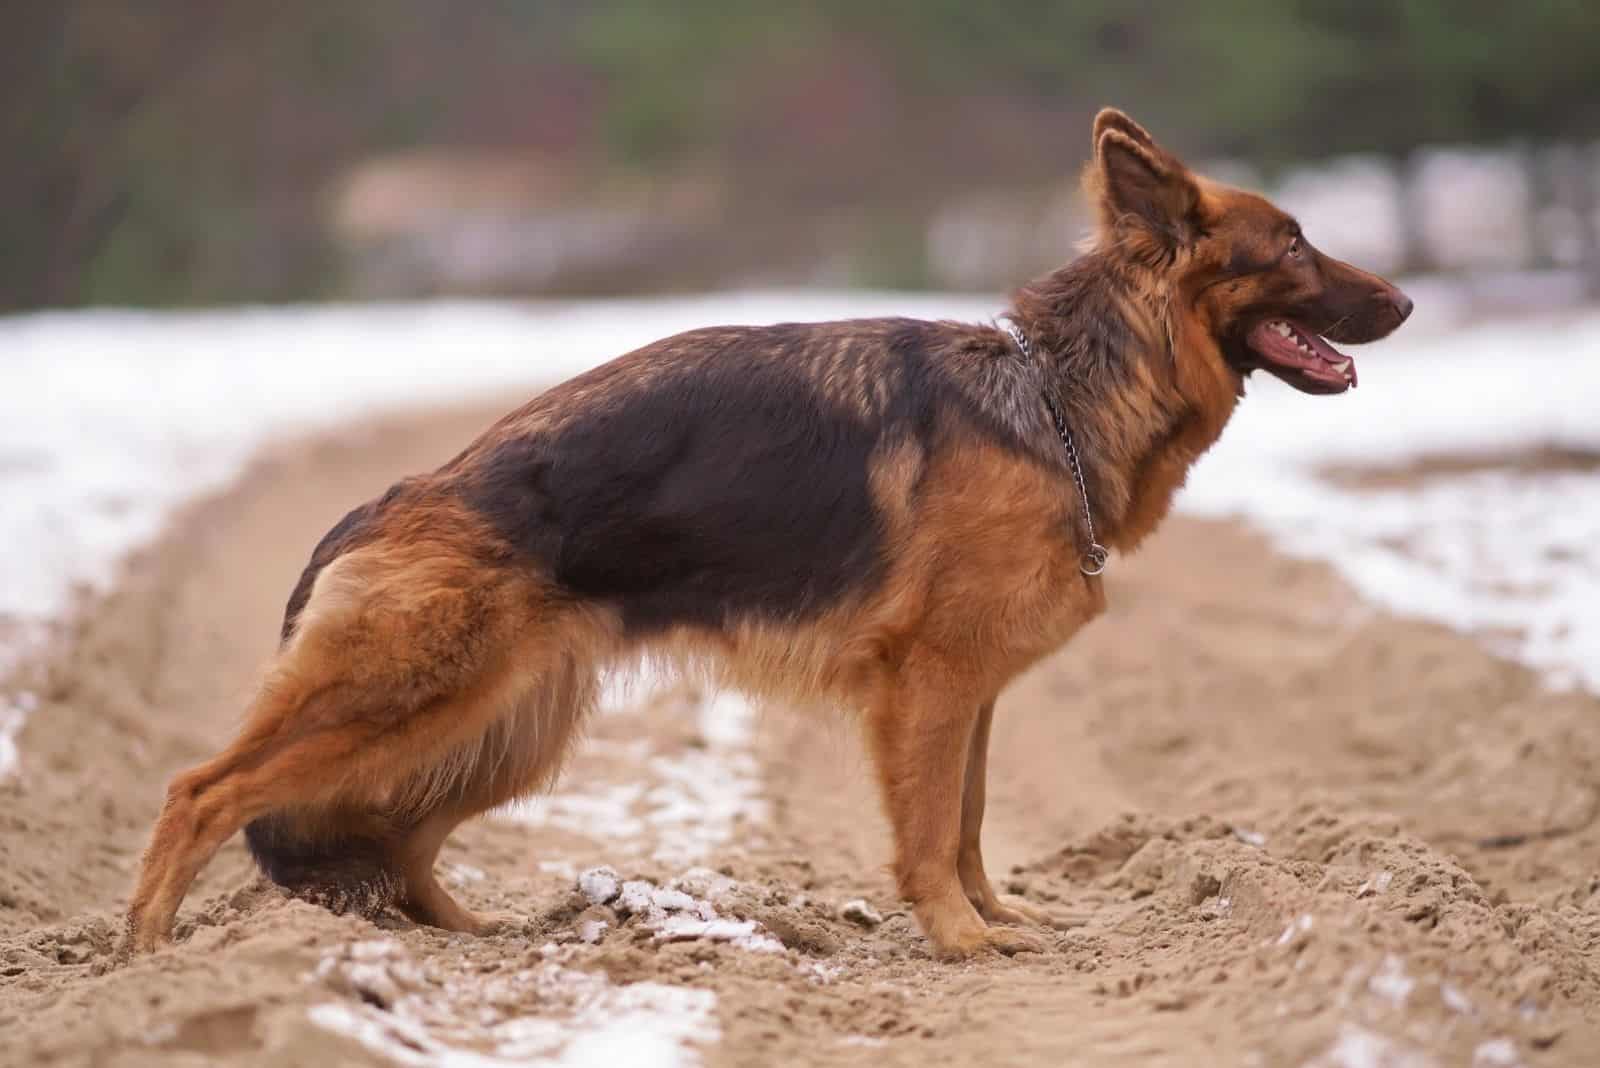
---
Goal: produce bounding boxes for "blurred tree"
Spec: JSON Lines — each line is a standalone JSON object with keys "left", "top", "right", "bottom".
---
{"left": 1, "top": 0, "right": 1596, "bottom": 308}
{"left": 0, "top": 1, "right": 592, "bottom": 309}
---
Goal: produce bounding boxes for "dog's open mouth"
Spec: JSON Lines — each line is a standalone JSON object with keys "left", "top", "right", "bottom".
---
{"left": 1246, "top": 319, "right": 1357, "bottom": 395}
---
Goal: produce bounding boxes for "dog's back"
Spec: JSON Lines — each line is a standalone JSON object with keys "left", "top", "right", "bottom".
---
{"left": 443, "top": 317, "right": 1051, "bottom": 631}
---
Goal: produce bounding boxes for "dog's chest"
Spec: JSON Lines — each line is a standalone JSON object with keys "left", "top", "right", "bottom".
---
{"left": 898, "top": 445, "right": 1107, "bottom": 663}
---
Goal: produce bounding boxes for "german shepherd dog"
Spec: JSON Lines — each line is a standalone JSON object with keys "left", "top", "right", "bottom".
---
{"left": 125, "top": 110, "right": 1411, "bottom": 958}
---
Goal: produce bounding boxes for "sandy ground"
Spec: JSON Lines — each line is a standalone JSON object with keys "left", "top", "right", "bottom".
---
{"left": 2, "top": 400, "right": 1598, "bottom": 1067}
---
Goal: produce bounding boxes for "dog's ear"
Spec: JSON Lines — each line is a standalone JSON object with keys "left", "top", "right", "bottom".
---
{"left": 1093, "top": 114, "right": 1200, "bottom": 247}
{"left": 1092, "top": 108, "right": 1156, "bottom": 152}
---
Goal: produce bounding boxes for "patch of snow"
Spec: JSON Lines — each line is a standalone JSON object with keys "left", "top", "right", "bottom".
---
{"left": 501, "top": 782, "right": 648, "bottom": 843}
{"left": 618, "top": 880, "right": 699, "bottom": 916}
{"left": 1308, "top": 1024, "right": 1436, "bottom": 1068}
{"left": 577, "top": 866, "right": 621, "bottom": 906}
{"left": 669, "top": 868, "right": 738, "bottom": 902}
{"left": 1441, "top": 983, "right": 1474, "bottom": 1016}
{"left": 0, "top": 692, "right": 36, "bottom": 780}
{"left": 500, "top": 687, "right": 767, "bottom": 865}
{"left": 606, "top": 874, "right": 784, "bottom": 953}
{"left": 1472, "top": 1038, "right": 1521, "bottom": 1067}
{"left": 654, "top": 915, "right": 784, "bottom": 952}
{"left": 806, "top": 961, "right": 846, "bottom": 985}
{"left": 1367, "top": 956, "right": 1415, "bottom": 1007}
{"left": 643, "top": 693, "right": 768, "bottom": 864}
{"left": 1356, "top": 871, "right": 1395, "bottom": 899}
{"left": 1277, "top": 913, "right": 1315, "bottom": 947}
{"left": 311, "top": 938, "right": 717, "bottom": 1067}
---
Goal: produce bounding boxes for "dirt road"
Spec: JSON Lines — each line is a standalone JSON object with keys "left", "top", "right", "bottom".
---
{"left": 2, "top": 400, "right": 1596, "bottom": 1066}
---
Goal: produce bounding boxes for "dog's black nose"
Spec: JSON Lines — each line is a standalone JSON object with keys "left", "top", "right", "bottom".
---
{"left": 1391, "top": 291, "right": 1414, "bottom": 323}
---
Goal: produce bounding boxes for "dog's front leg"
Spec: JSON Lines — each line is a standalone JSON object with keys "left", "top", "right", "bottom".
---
{"left": 957, "top": 698, "right": 1079, "bottom": 932}
{"left": 957, "top": 697, "right": 1027, "bottom": 921}
{"left": 866, "top": 665, "right": 1046, "bottom": 959}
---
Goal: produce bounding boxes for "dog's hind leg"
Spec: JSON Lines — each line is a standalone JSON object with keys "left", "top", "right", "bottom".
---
{"left": 392, "top": 662, "right": 596, "bottom": 934}
{"left": 866, "top": 661, "right": 1046, "bottom": 959}
{"left": 124, "top": 677, "right": 398, "bottom": 953}
{"left": 123, "top": 669, "right": 507, "bottom": 953}
{"left": 392, "top": 805, "right": 503, "bottom": 933}
{"left": 124, "top": 553, "right": 594, "bottom": 953}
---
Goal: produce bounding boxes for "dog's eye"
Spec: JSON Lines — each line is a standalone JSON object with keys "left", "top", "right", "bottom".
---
{"left": 1287, "top": 237, "right": 1302, "bottom": 259}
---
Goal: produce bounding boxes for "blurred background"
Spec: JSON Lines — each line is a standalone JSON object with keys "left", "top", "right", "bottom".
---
{"left": 6, "top": 0, "right": 1600, "bottom": 313}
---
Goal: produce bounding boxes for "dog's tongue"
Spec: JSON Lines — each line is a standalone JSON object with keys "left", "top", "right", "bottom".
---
{"left": 1249, "top": 319, "right": 1358, "bottom": 388}
{"left": 1299, "top": 326, "right": 1343, "bottom": 362}
{"left": 1298, "top": 325, "right": 1357, "bottom": 386}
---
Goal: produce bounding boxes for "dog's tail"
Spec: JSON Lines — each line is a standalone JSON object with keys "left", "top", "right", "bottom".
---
{"left": 243, "top": 812, "right": 403, "bottom": 917}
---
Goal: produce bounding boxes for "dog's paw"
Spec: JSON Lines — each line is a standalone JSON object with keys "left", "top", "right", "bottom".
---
{"left": 930, "top": 920, "right": 1051, "bottom": 960}
{"left": 464, "top": 910, "right": 526, "bottom": 937}
{"left": 979, "top": 925, "right": 1050, "bottom": 957}
{"left": 118, "top": 926, "right": 167, "bottom": 958}
{"left": 980, "top": 894, "right": 1089, "bottom": 931}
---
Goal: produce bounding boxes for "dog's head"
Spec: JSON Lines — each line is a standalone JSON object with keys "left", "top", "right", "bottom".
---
{"left": 1087, "top": 108, "right": 1412, "bottom": 395}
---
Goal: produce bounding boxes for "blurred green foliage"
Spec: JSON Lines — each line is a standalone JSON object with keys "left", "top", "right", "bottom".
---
{"left": 3, "top": 1, "right": 1597, "bottom": 308}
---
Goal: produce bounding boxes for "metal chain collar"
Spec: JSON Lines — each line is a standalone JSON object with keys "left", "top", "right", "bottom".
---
{"left": 1002, "top": 322, "right": 1110, "bottom": 577}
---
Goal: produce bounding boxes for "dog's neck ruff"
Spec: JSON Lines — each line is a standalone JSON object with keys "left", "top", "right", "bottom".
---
{"left": 1002, "top": 322, "right": 1109, "bottom": 577}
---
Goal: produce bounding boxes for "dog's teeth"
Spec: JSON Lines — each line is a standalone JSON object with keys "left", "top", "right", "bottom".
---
{"left": 1334, "top": 358, "right": 1351, "bottom": 374}
{"left": 1272, "top": 322, "right": 1292, "bottom": 337}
